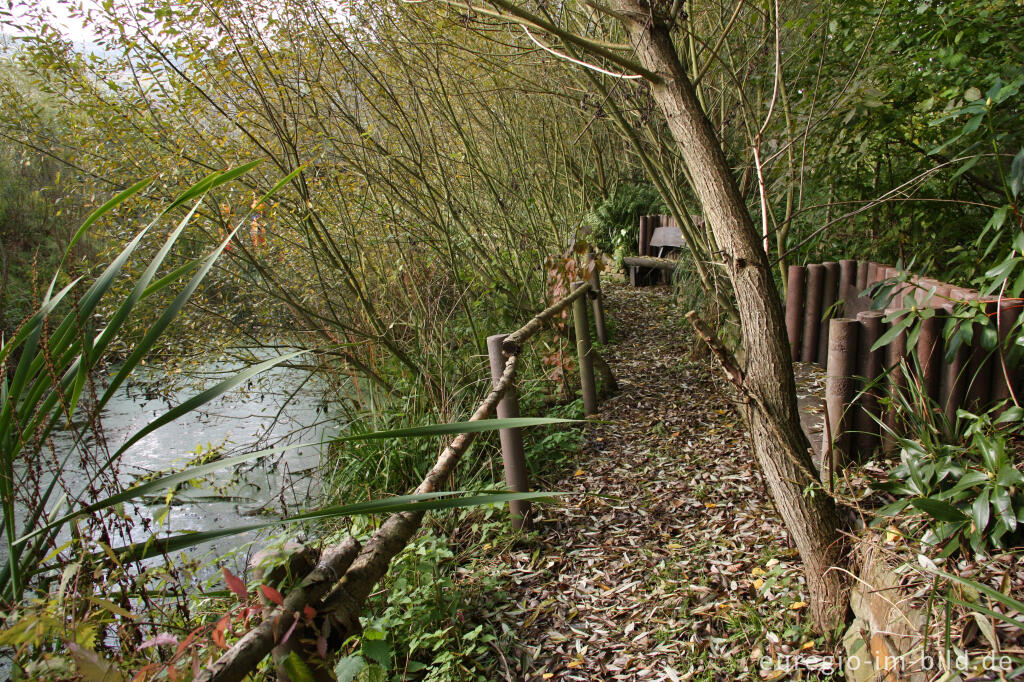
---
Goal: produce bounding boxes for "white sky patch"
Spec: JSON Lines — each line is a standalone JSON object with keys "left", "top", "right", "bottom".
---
{"left": 3, "top": 0, "right": 100, "bottom": 46}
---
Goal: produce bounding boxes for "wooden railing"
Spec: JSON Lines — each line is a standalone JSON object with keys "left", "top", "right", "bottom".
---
{"left": 197, "top": 274, "right": 611, "bottom": 681}
{"left": 785, "top": 260, "right": 1022, "bottom": 465}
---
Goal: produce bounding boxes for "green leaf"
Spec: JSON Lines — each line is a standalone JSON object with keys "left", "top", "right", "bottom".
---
{"left": 972, "top": 488, "right": 990, "bottom": 532}
{"left": 911, "top": 498, "right": 967, "bottom": 522}
{"left": 962, "top": 114, "right": 984, "bottom": 135}
{"left": 1010, "top": 148, "right": 1024, "bottom": 198}
{"left": 62, "top": 176, "right": 154, "bottom": 267}
{"left": 336, "top": 417, "right": 580, "bottom": 442}
{"left": 105, "top": 491, "right": 566, "bottom": 563}
{"left": 921, "top": 566, "right": 1024, "bottom": 628}
{"left": 992, "top": 486, "right": 1016, "bottom": 533}
{"left": 281, "top": 652, "right": 316, "bottom": 682}
{"left": 362, "top": 635, "right": 393, "bottom": 668}
{"left": 872, "top": 316, "right": 914, "bottom": 351}
{"left": 334, "top": 655, "right": 366, "bottom": 682}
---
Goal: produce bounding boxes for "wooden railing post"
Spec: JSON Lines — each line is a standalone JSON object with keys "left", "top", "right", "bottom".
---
{"left": 588, "top": 250, "right": 608, "bottom": 345}
{"left": 856, "top": 260, "right": 869, "bottom": 292}
{"left": 917, "top": 314, "right": 944, "bottom": 402}
{"left": 966, "top": 300, "right": 997, "bottom": 411}
{"left": 941, "top": 303, "right": 970, "bottom": 430}
{"left": 486, "top": 334, "right": 531, "bottom": 530}
{"left": 571, "top": 281, "right": 598, "bottom": 416}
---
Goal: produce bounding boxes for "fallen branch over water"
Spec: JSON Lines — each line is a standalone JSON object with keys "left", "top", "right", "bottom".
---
{"left": 199, "top": 357, "right": 520, "bottom": 682}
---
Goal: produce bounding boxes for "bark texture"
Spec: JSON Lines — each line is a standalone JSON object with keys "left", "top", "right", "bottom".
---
{"left": 612, "top": 2, "right": 848, "bottom": 633}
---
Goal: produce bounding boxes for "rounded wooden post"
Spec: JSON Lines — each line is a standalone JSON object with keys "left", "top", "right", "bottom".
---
{"left": 992, "top": 299, "right": 1023, "bottom": 403}
{"left": 839, "top": 259, "right": 857, "bottom": 312}
{"left": 571, "top": 282, "right": 598, "bottom": 416}
{"left": 856, "top": 261, "right": 869, "bottom": 292}
{"left": 588, "top": 252, "right": 607, "bottom": 345}
{"left": 867, "top": 262, "right": 884, "bottom": 286}
{"left": 941, "top": 304, "right": 970, "bottom": 429}
{"left": 854, "top": 311, "right": 886, "bottom": 457}
{"left": 785, "top": 265, "right": 806, "bottom": 361}
{"left": 966, "top": 300, "right": 997, "bottom": 411}
{"left": 823, "top": 318, "right": 859, "bottom": 471}
{"left": 882, "top": 312, "right": 909, "bottom": 453}
{"left": 917, "top": 314, "right": 944, "bottom": 403}
{"left": 801, "top": 264, "right": 825, "bottom": 363}
{"left": 486, "top": 334, "right": 531, "bottom": 530}
{"left": 817, "top": 262, "right": 841, "bottom": 366}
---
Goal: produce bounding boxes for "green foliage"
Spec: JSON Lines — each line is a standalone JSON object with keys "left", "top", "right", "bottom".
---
{"left": 748, "top": 0, "right": 1024, "bottom": 271}
{"left": 0, "top": 148, "right": 81, "bottom": 335}
{"left": 874, "top": 408, "right": 1024, "bottom": 557}
{"left": 585, "top": 182, "right": 665, "bottom": 256}
{"left": 352, "top": 520, "right": 507, "bottom": 681}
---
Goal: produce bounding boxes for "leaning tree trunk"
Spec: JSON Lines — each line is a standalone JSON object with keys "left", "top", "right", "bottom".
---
{"left": 612, "top": 3, "right": 848, "bottom": 634}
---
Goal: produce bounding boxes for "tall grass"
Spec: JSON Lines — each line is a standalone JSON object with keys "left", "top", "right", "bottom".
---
{"left": 0, "top": 162, "right": 569, "bottom": 675}
{"left": 0, "top": 161, "right": 302, "bottom": 602}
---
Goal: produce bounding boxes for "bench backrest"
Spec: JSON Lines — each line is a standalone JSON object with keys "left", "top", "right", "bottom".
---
{"left": 649, "top": 226, "right": 685, "bottom": 249}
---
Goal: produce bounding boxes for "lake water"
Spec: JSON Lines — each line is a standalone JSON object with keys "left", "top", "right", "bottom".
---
{"left": 42, "top": 354, "right": 338, "bottom": 563}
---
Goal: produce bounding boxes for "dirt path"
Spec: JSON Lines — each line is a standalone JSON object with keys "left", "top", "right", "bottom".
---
{"left": 489, "top": 282, "right": 823, "bottom": 681}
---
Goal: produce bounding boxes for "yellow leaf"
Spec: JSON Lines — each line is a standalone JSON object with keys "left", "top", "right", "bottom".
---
{"left": 801, "top": 641, "right": 814, "bottom": 650}
{"left": 574, "top": 469, "right": 585, "bottom": 476}
{"left": 751, "top": 567, "right": 766, "bottom": 576}
{"left": 542, "top": 674, "right": 554, "bottom": 680}
{"left": 789, "top": 601, "right": 808, "bottom": 610}
{"left": 704, "top": 503, "right": 717, "bottom": 508}
{"left": 87, "top": 596, "right": 136, "bottom": 620}
{"left": 885, "top": 525, "right": 900, "bottom": 543}
{"left": 667, "top": 543, "right": 683, "bottom": 550}
{"left": 567, "top": 658, "right": 584, "bottom": 668}
{"left": 753, "top": 578, "right": 764, "bottom": 590}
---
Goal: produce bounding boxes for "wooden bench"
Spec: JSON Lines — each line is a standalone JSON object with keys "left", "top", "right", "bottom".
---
{"left": 629, "top": 214, "right": 695, "bottom": 286}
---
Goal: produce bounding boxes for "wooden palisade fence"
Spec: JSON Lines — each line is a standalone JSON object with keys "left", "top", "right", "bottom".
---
{"left": 785, "top": 260, "right": 1022, "bottom": 468}
{"left": 196, "top": 271, "right": 610, "bottom": 681}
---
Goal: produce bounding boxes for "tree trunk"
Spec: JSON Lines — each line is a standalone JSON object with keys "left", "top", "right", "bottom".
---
{"left": 612, "top": 3, "right": 848, "bottom": 634}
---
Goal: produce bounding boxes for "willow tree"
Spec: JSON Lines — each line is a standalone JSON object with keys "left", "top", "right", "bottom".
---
{"left": 2, "top": 0, "right": 637, "bottom": 423}
{"left": 430, "top": 0, "right": 850, "bottom": 632}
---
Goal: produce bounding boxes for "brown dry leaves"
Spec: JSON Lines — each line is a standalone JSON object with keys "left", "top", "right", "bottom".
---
{"left": 479, "top": 284, "right": 822, "bottom": 681}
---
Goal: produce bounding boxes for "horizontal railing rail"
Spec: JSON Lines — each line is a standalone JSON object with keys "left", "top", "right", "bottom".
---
{"left": 198, "top": 271, "right": 613, "bottom": 682}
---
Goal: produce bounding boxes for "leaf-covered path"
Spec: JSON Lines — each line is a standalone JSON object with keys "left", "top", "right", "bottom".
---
{"left": 489, "top": 282, "right": 822, "bottom": 681}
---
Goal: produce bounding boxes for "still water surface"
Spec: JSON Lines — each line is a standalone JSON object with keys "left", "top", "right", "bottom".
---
{"left": 48, "top": 355, "right": 337, "bottom": 560}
